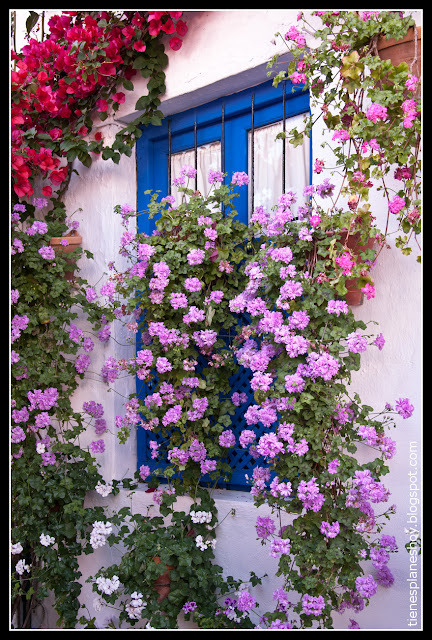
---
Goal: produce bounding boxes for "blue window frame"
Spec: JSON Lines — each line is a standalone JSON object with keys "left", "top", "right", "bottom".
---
{"left": 136, "top": 79, "right": 310, "bottom": 490}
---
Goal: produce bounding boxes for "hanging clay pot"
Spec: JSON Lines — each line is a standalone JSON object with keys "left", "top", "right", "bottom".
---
{"left": 337, "top": 230, "right": 376, "bottom": 306}
{"left": 152, "top": 556, "right": 175, "bottom": 602}
{"left": 327, "top": 230, "right": 375, "bottom": 305}
{"left": 49, "top": 230, "right": 82, "bottom": 281}
{"left": 377, "top": 26, "right": 421, "bottom": 91}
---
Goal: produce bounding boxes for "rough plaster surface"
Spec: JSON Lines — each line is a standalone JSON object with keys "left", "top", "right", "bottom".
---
{"left": 29, "top": 10, "right": 421, "bottom": 630}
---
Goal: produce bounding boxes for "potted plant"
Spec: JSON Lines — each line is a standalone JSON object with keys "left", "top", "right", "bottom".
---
{"left": 267, "top": 10, "right": 421, "bottom": 303}
{"left": 85, "top": 486, "right": 262, "bottom": 629}
{"left": 49, "top": 229, "right": 83, "bottom": 282}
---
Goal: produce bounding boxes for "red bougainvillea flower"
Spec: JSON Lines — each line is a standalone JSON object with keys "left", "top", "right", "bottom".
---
{"left": 176, "top": 20, "right": 188, "bottom": 37}
{"left": 50, "top": 166, "right": 69, "bottom": 185}
{"left": 148, "top": 19, "right": 162, "bottom": 36}
{"left": 169, "top": 36, "right": 183, "bottom": 51}
{"left": 162, "top": 18, "right": 175, "bottom": 34}
{"left": 11, "top": 10, "right": 188, "bottom": 197}
{"left": 112, "top": 92, "right": 125, "bottom": 104}
{"left": 42, "top": 185, "right": 53, "bottom": 197}
{"left": 134, "top": 41, "right": 146, "bottom": 52}
{"left": 96, "top": 98, "right": 109, "bottom": 112}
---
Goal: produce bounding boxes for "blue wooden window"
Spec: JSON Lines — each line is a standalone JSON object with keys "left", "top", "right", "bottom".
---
{"left": 136, "top": 79, "right": 310, "bottom": 490}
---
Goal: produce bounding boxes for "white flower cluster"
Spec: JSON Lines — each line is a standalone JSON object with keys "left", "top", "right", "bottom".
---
{"left": 92, "top": 595, "right": 105, "bottom": 612}
{"left": 95, "top": 480, "right": 113, "bottom": 497}
{"left": 195, "top": 534, "right": 217, "bottom": 551}
{"left": 190, "top": 510, "right": 212, "bottom": 524}
{"left": 15, "top": 558, "right": 30, "bottom": 575}
{"left": 11, "top": 542, "right": 23, "bottom": 554}
{"left": 96, "top": 575, "right": 121, "bottom": 595}
{"left": 40, "top": 533, "right": 55, "bottom": 547}
{"left": 90, "top": 521, "right": 113, "bottom": 549}
{"left": 125, "top": 592, "right": 145, "bottom": 620}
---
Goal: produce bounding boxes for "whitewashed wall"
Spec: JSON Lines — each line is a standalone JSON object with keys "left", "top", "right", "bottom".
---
{"left": 16, "top": 10, "right": 421, "bottom": 630}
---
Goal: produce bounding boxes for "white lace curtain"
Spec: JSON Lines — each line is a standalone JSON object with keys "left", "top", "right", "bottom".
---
{"left": 170, "top": 114, "right": 309, "bottom": 219}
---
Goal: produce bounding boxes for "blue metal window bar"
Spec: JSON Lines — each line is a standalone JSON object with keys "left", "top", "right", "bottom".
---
{"left": 136, "top": 79, "right": 311, "bottom": 490}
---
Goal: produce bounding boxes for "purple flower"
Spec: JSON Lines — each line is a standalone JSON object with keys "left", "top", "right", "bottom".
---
{"left": 219, "top": 430, "right": 236, "bottom": 448}
{"left": 38, "top": 245, "right": 56, "bottom": 260}
{"left": 101, "top": 356, "right": 119, "bottom": 383}
{"left": 373, "top": 333, "right": 385, "bottom": 350}
{"left": 302, "top": 594, "right": 326, "bottom": 616}
{"left": 346, "top": 331, "right": 368, "bottom": 353}
{"left": 162, "top": 405, "right": 182, "bottom": 427}
{"left": 236, "top": 590, "right": 256, "bottom": 612}
{"left": 395, "top": 397, "right": 414, "bottom": 419}
{"left": 328, "top": 458, "right": 340, "bottom": 474}
{"left": 170, "top": 292, "right": 188, "bottom": 309}
{"left": 75, "top": 354, "right": 91, "bottom": 373}
{"left": 86, "top": 287, "right": 98, "bottom": 302}
{"left": 11, "top": 426, "right": 26, "bottom": 443}
{"left": 139, "top": 464, "right": 150, "bottom": 480}
{"left": 40, "top": 451, "right": 56, "bottom": 466}
{"left": 320, "top": 520, "right": 340, "bottom": 539}
{"left": 269, "top": 537, "right": 291, "bottom": 558}
{"left": 183, "top": 306, "right": 205, "bottom": 324}
{"left": 326, "top": 299, "right": 349, "bottom": 316}
{"left": 355, "top": 574, "right": 377, "bottom": 599}
{"left": 231, "top": 171, "right": 249, "bottom": 186}
{"left": 316, "top": 178, "right": 335, "bottom": 199}
{"left": 83, "top": 401, "right": 104, "bottom": 418}
{"left": 184, "top": 277, "right": 202, "bottom": 292}
{"left": 256, "top": 516, "right": 276, "bottom": 539}
{"left": 90, "top": 440, "right": 106, "bottom": 454}
{"left": 156, "top": 357, "right": 172, "bottom": 373}
{"left": 375, "top": 565, "right": 394, "bottom": 587}
{"left": 168, "top": 447, "right": 189, "bottom": 465}
{"left": 187, "top": 249, "right": 205, "bottom": 265}
{"left": 182, "top": 601, "right": 197, "bottom": 614}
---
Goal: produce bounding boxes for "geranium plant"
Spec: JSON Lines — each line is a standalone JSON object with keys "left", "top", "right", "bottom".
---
{"left": 89, "top": 161, "right": 415, "bottom": 629}
{"left": 266, "top": 9, "right": 421, "bottom": 300}
{"left": 10, "top": 10, "right": 189, "bottom": 629}
{"left": 81, "top": 486, "right": 263, "bottom": 629}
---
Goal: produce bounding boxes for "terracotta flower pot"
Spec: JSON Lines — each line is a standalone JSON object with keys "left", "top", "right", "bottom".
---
{"left": 377, "top": 26, "right": 421, "bottom": 88}
{"left": 332, "top": 230, "right": 376, "bottom": 306}
{"left": 152, "top": 556, "right": 175, "bottom": 602}
{"left": 49, "top": 230, "right": 82, "bottom": 281}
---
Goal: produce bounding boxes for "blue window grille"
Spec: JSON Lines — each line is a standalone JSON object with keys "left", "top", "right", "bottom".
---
{"left": 136, "top": 79, "right": 310, "bottom": 490}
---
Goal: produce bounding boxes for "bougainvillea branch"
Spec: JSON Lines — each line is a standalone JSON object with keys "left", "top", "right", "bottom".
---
{"left": 11, "top": 10, "right": 188, "bottom": 201}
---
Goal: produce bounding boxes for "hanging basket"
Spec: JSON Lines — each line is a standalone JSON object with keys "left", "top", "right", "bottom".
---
{"left": 377, "top": 26, "right": 421, "bottom": 85}
{"left": 49, "top": 230, "right": 82, "bottom": 281}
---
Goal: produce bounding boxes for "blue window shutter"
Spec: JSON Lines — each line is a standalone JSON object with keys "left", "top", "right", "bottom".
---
{"left": 136, "top": 80, "right": 310, "bottom": 490}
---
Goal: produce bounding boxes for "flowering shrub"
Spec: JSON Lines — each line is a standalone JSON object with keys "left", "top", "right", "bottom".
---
{"left": 88, "top": 162, "right": 415, "bottom": 629}
{"left": 81, "top": 487, "right": 263, "bottom": 629}
{"left": 10, "top": 197, "right": 119, "bottom": 627}
{"left": 11, "top": 10, "right": 188, "bottom": 200}
{"left": 100, "top": 167, "right": 255, "bottom": 491}
{"left": 267, "top": 10, "right": 421, "bottom": 273}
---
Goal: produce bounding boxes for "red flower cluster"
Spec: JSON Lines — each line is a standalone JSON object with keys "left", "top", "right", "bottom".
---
{"left": 11, "top": 11, "right": 188, "bottom": 199}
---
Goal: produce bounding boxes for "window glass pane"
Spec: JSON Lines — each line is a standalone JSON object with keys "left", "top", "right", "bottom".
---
{"left": 248, "top": 114, "right": 310, "bottom": 220}
{"left": 170, "top": 141, "right": 221, "bottom": 205}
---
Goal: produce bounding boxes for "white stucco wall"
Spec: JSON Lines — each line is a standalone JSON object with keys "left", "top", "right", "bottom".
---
{"left": 15, "top": 10, "right": 421, "bottom": 629}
